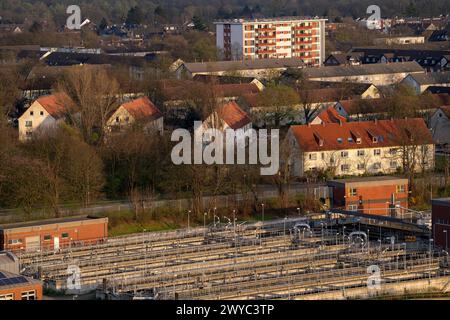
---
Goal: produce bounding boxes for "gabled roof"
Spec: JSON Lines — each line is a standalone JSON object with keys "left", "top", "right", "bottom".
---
{"left": 290, "top": 118, "right": 433, "bottom": 152}
{"left": 439, "top": 105, "right": 450, "bottom": 118}
{"left": 120, "top": 97, "right": 162, "bottom": 121}
{"left": 34, "top": 93, "right": 71, "bottom": 119}
{"left": 303, "top": 61, "right": 424, "bottom": 79}
{"left": 315, "top": 107, "right": 347, "bottom": 124}
{"left": 425, "top": 86, "right": 450, "bottom": 94}
{"left": 216, "top": 101, "right": 251, "bottom": 130}
{"left": 407, "top": 72, "right": 450, "bottom": 85}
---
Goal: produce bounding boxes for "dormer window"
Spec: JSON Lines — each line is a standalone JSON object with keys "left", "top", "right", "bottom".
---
{"left": 372, "top": 136, "right": 378, "bottom": 143}
{"left": 337, "top": 138, "right": 343, "bottom": 143}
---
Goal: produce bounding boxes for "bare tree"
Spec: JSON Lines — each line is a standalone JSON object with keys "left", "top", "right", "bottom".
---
{"left": 56, "top": 65, "right": 119, "bottom": 144}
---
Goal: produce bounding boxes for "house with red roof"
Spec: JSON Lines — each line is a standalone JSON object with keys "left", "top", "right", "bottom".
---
{"left": 198, "top": 101, "right": 252, "bottom": 144}
{"left": 310, "top": 106, "right": 347, "bottom": 125}
{"left": 284, "top": 118, "right": 435, "bottom": 177}
{"left": 18, "top": 93, "right": 72, "bottom": 141}
{"left": 106, "top": 97, "right": 163, "bottom": 134}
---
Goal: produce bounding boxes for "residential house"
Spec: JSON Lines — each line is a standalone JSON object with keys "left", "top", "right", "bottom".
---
{"left": 373, "top": 36, "right": 425, "bottom": 46}
{"left": 401, "top": 72, "right": 450, "bottom": 94}
{"left": 302, "top": 61, "right": 424, "bottom": 86}
{"left": 349, "top": 48, "right": 450, "bottom": 72}
{"left": 18, "top": 93, "right": 71, "bottom": 141}
{"left": 429, "top": 106, "right": 450, "bottom": 153}
{"left": 106, "top": 97, "right": 163, "bottom": 134}
{"left": 198, "top": 101, "right": 252, "bottom": 145}
{"left": 175, "top": 58, "right": 305, "bottom": 79}
{"left": 323, "top": 53, "right": 361, "bottom": 66}
{"left": 284, "top": 118, "right": 435, "bottom": 177}
{"left": 428, "top": 30, "right": 448, "bottom": 42}
{"left": 334, "top": 94, "right": 448, "bottom": 120}
{"left": 310, "top": 106, "right": 347, "bottom": 125}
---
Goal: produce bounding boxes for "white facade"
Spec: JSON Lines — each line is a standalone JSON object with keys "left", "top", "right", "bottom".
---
{"left": 215, "top": 17, "right": 326, "bottom": 66}
{"left": 106, "top": 106, "right": 163, "bottom": 135}
{"left": 285, "top": 129, "right": 435, "bottom": 177}
{"left": 18, "top": 101, "right": 61, "bottom": 141}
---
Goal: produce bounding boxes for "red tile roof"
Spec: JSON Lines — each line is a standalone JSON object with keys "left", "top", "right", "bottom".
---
{"left": 315, "top": 106, "right": 347, "bottom": 124}
{"left": 35, "top": 93, "right": 71, "bottom": 119}
{"left": 120, "top": 97, "right": 162, "bottom": 121}
{"left": 290, "top": 118, "right": 433, "bottom": 152}
{"left": 216, "top": 101, "right": 252, "bottom": 130}
{"left": 213, "top": 83, "right": 260, "bottom": 97}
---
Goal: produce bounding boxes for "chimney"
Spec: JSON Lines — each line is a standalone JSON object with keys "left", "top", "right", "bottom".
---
{"left": 374, "top": 118, "right": 378, "bottom": 124}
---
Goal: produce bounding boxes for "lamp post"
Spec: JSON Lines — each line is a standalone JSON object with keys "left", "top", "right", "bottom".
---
{"left": 187, "top": 210, "right": 191, "bottom": 232}
{"left": 429, "top": 238, "right": 434, "bottom": 280}
{"left": 444, "top": 230, "right": 448, "bottom": 252}
{"left": 261, "top": 203, "right": 265, "bottom": 229}
{"left": 342, "top": 226, "right": 346, "bottom": 245}
{"left": 203, "top": 212, "right": 207, "bottom": 237}
{"left": 297, "top": 207, "right": 300, "bottom": 216}
{"left": 284, "top": 216, "right": 287, "bottom": 237}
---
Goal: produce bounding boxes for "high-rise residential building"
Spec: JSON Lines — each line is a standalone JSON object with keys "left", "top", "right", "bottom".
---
{"left": 214, "top": 17, "right": 327, "bottom": 66}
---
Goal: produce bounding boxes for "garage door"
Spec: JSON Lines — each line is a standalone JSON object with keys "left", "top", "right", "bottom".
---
{"left": 25, "top": 236, "right": 40, "bottom": 252}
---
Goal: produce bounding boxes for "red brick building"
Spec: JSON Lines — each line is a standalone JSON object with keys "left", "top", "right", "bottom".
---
{"left": 328, "top": 176, "right": 409, "bottom": 216}
{"left": 0, "top": 216, "right": 108, "bottom": 252}
{"left": 0, "top": 270, "right": 42, "bottom": 300}
{"left": 432, "top": 198, "right": 450, "bottom": 250}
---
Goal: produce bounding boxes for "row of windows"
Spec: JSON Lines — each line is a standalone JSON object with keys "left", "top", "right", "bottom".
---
{"left": 29, "top": 110, "right": 44, "bottom": 116}
{"left": 8, "top": 233, "right": 70, "bottom": 245}
{"left": 308, "top": 148, "right": 398, "bottom": 161}
{"left": 0, "top": 290, "right": 36, "bottom": 300}
{"left": 347, "top": 185, "right": 406, "bottom": 197}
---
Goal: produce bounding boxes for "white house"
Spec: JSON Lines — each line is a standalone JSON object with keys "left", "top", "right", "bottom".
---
{"left": 106, "top": 97, "right": 163, "bottom": 135}
{"left": 18, "top": 93, "right": 70, "bottom": 141}
{"left": 430, "top": 105, "right": 450, "bottom": 152}
{"left": 198, "top": 101, "right": 252, "bottom": 146}
{"left": 284, "top": 118, "right": 435, "bottom": 177}
{"left": 401, "top": 72, "right": 450, "bottom": 94}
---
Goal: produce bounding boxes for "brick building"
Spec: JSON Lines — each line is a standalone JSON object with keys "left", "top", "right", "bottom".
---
{"left": 328, "top": 176, "right": 409, "bottom": 216}
{"left": 0, "top": 270, "right": 42, "bottom": 300}
{"left": 432, "top": 198, "right": 450, "bottom": 251}
{"left": 215, "top": 17, "right": 326, "bottom": 65}
{"left": 0, "top": 252, "right": 42, "bottom": 300}
{"left": 0, "top": 216, "right": 108, "bottom": 252}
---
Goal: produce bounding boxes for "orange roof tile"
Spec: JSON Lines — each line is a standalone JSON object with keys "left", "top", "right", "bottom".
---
{"left": 121, "top": 97, "right": 162, "bottom": 121}
{"left": 216, "top": 101, "right": 252, "bottom": 130}
{"left": 316, "top": 106, "right": 347, "bottom": 124}
{"left": 290, "top": 118, "right": 433, "bottom": 152}
{"left": 35, "top": 93, "right": 71, "bottom": 119}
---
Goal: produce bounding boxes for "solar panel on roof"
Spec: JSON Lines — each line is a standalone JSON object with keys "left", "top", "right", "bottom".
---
{"left": 15, "top": 277, "right": 28, "bottom": 284}
{"left": 0, "top": 272, "right": 5, "bottom": 279}
{"left": 0, "top": 279, "right": 5, "bottom": 286}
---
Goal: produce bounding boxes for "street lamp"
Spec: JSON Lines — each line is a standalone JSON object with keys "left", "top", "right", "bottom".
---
{"left": 203, "top": 212, "right": 207, "bottom": 237}
{"left": 187, "top": 210, "right": 191, "bottom": 232}
{"left": 261, "top": 203, "right": 265, "bottom": 228}
{"left": 342, "top": 226, "right": 346, "bottom": 244}
{"left": 297, "top": 207, "right": 300, "bottom": 216}
{"left": 284, "top": 216, "right": 287, "bottom": 237}
{"left": 444, "top": 230, "right": 448, "bottom": 252}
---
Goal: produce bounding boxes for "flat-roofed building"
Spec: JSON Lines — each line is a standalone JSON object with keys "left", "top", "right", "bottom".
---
{"left": 328, "top": 176, "right": 408, "bottom": 216}
{"left": 0, "top": 216, "right": 108, "bottom": 252}
{"left": 0, "top": 270, "right": 43, "bottom": 300}
{"left": 432, "top": 198, "right": 450, "bottom": 251}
